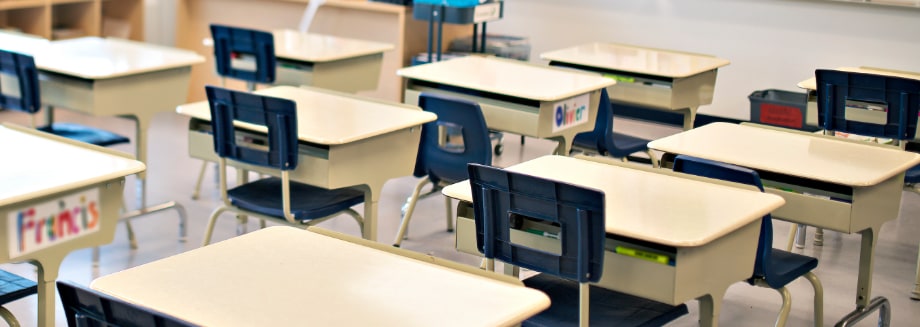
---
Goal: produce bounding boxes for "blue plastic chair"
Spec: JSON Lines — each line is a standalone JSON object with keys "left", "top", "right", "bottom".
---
{"left": 392, "top": 93, "right": 493, "bottom": 247}
{"left": 0, "top": 270, "right": 37, "bottom": 326}
{"left": 570, "top": 88, "right": 657, "bottom": 166}
{"left": 201, "top": 86, "right": 364, "bottom": 245}
{"left": 815, "top": 69, "right": 920, "bottom": 299}
{"left": 468, "top": 163, "right": 689, "bottom": 327}
{"left": 57, "top": 281, "right": 194, "bottom": 327}
{"left": 192, "top": 24, "right": 278, "bottom": 200}
{"left": 210, "top": 24, "right": 276, "bottom": 88}
{"left": 672, "top": 155, "right": 823, "bottom": 327}
{"left": 0, "top": 49, "right": 129, "bottom": 146}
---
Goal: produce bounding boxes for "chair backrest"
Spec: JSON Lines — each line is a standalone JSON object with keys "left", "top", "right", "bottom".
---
{"left": 468, "top": 163, "right": 606, "bottom": 283}
{"left": 206, "top": 85, "right": 298, "bottom": 170}
{"left": 816, "top": 69, "right": 920, "bottom": 141}
{"left": 572, "top": 88, "right": 611, "bottom": 155}
{"left": 672, "top": 155, "right": 772, "bottom": 279}
{"left": 0, "top": 49, "right": 40, "bottom": 114}
{"left": 57, "top": 281, "right": 195, "bottom": 327}
{"left": 210, "top": 24, "right": 276, "bottom": 84}
{"left": 413, "top": 93, "right": 492, "bottom": 184}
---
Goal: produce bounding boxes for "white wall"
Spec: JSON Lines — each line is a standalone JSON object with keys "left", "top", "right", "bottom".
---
{"left": 484, "top": 0, "right": 920, "bottom": 119}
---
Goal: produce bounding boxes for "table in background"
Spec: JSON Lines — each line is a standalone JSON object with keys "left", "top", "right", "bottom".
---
{"left": 397, "top": 56, "right": 615, "bottom": 155}
{"left": 540, "top": 42, "right": 730, "bottom": 130}
{"left": 0, "top": 123, "right": 145, "bottom": 326}
{"left": 91, "top": 226, "right": 550, "bottom": 326}
{"left": 177, "top": 85, "right": 436, "bottom": 241}
{"left": 260, "top": 29, "right": 393, "bottom": 92}
{"left": 0, "top": 36, "right": 204, "bottom": 235}
{"left": 648, "top": 122, "right": 920, "bottom": 326}
{"left": 444, "top": 155, "right": 785, "bottom": 327}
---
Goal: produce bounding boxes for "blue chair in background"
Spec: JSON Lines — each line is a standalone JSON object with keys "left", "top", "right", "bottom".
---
{"left": 58, "top": 281, "right": 194, "bottom": 327}
{"left": 570, "top": 88, "right": 657, "bottom": 166}
{"left": 393, "top": 93, "right": 492, "bottom": 247}
{"left": 192, "top": 24, "right": 277, "bottom": 200}
{"left": 0, "top": 49, "right": 130, "bottom": 146}
{"left": 814, "top": 69, "right": 920, "bottom": 300}
{"left": 0, "top": 270, "right": 37, "bottom": 326}
{"left": 672, "top": 155, "right": 823, "bottom": 327}
{"left": 468, "top": 163, "right": 689, "bottom": 327}
{"left": 201, "top": 86, "right": 364, "bottom": 245}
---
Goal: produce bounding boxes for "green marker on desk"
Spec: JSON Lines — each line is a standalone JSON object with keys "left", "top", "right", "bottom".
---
{"left": 525, "top": 229, "right": 559, "bottom": 239}
{"left": 615, "top": 246, "right": 670, "bottom": 265}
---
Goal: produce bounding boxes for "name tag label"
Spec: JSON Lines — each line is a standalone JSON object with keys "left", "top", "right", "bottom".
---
{"left": 473, "top": 2, "right": 502, "bottom": 23}
{"left": 8, "top": 188, "right": 101, "bottom": 257}
{"left": 552, "top": 93, "right": 590, "bottom": 133}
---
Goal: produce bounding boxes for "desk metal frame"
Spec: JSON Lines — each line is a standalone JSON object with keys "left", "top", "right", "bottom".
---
{"left": 0, "top": 124, "right": 144, "bottom": 326}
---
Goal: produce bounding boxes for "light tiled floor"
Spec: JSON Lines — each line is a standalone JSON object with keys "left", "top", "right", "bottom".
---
{"left": 1, "top": 109, "right": 919, "bottom": 326}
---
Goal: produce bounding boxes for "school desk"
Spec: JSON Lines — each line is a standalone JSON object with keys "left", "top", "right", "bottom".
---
{"left": 0, "top": 36, "right": 204, "bottom": 241}
{"left": 268, "top": 29, "right": 393, "bottom": 92}
{"left": 443, "top": 155, "right": 785, "bottom": 327}
{"left": 90, "top": 226, "right": 549, "bottom": 326}
{"left": 397, "top": 56, "right": 615, "bottom": 155}
{"left": 540, "top": 42, "right": 730, "bottom": 130}
{"left": 0, "top": 123, "right": 145, "bottom": 327}
{"left": 648, "top": 122, "right": 920, "bottom": 326}
{"left": 177, "top": 85, "right": 436, "bottom": 241}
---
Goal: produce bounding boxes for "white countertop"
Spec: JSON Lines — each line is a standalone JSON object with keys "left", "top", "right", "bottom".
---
{"left": 397, "top": 56, "right": 616, "bottom": 101}
{"left": 798, "top": 66, "right": 920, "bottom": 90}
{"left": 540, "top": 42, "right": 730, "bottom": 78}
{"left": 0, "top": 124, "right": 145, "bottom": 207}
{"left": 177, "top": 86, "right": 436, "bottom": 145}
{"left": 273, "top": 29, "right": 394, "bottom": 62}
{"left": 92, "top": 226, "right": 550, "bottom": 327}
{"left": 648, "top": 123, "right": 920, "bottom": 186}
{"left": 442, "top": 155, "right": 784, "bottom": 247}
{"left": 30, "top": 37, "right": 205, "bottom": 79}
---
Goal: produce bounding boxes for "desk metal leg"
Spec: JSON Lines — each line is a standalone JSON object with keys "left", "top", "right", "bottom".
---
{"left": 681, "top": 107, "right": 698, "bottom": 130}
{"left": 697, "top": 291, "right": 724, "bottom": 327}
{"left": 117, "top": 117, "right": 188, "bottom": 244}
{"left": 834, "top": 228, "right": 890, "bottom": 327}
{"left": 34, "top": 261, "right": 59, "bottom": 327}
{"left": 912, "top": 245, "right": 920, "bottom": 300}
{"left": 361, "top": 184, "right": 379, "bottom": 241}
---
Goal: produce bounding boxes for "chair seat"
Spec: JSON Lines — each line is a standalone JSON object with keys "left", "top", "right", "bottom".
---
{"left": 606, "top": 132, "right": 651, "bottom": 158}
{"left": 0, "top": 270, "right": 37, "bottom": 305}
{"left": 904, "top": 163, "right": 920, "bottom": 184}
{"left": 755, "top": 249, "right": 819, "bottom": 289}
{"left": 228, "top": 177, "right": 364, "bottom": 221}
{"left": 522, "top": 274, "right": 688, "bottom": 327}
{"left": 40, "top": 123, "right": 131, "bottom": 147}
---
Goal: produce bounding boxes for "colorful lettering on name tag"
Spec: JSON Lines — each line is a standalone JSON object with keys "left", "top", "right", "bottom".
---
{"left": 8, "top": 188, "right": 100, "bottom": 257}
{"left": 552, "top": 93, "right": 590, "bottom": 133}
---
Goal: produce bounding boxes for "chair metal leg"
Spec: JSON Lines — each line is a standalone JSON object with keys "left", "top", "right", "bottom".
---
{"left": 804, "top": 271, "right": 824, "bottom": 327}
{"left": 647, "top": 150, "right": 660, "bottom": 168}
{"left": 124, "top": 221, "right": 137, "bottom": 250}
{"left": 393, "top": 178, "right": 431, "bottom": 247}
{"left": 444, "top": 196, "right": 454, "bottom": 232}
{"left": 0, "top": 306, "right": 21, "bottom": 327}
{"left": 774, "top": 287, "right": 792, "bottom": 327}
{"left": 202, "top": 207, "right": 231, "bottom": 246}
{"left": 814, "top": 227, "right": 825, "bottom": 246}
{"left": 192, "top": 160, "right": 208, "bottom": 200}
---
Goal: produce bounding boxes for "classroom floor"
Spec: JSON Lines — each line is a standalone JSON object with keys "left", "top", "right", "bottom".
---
{"left": 2, "top": 108, "right": 919, "bottom": 326}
